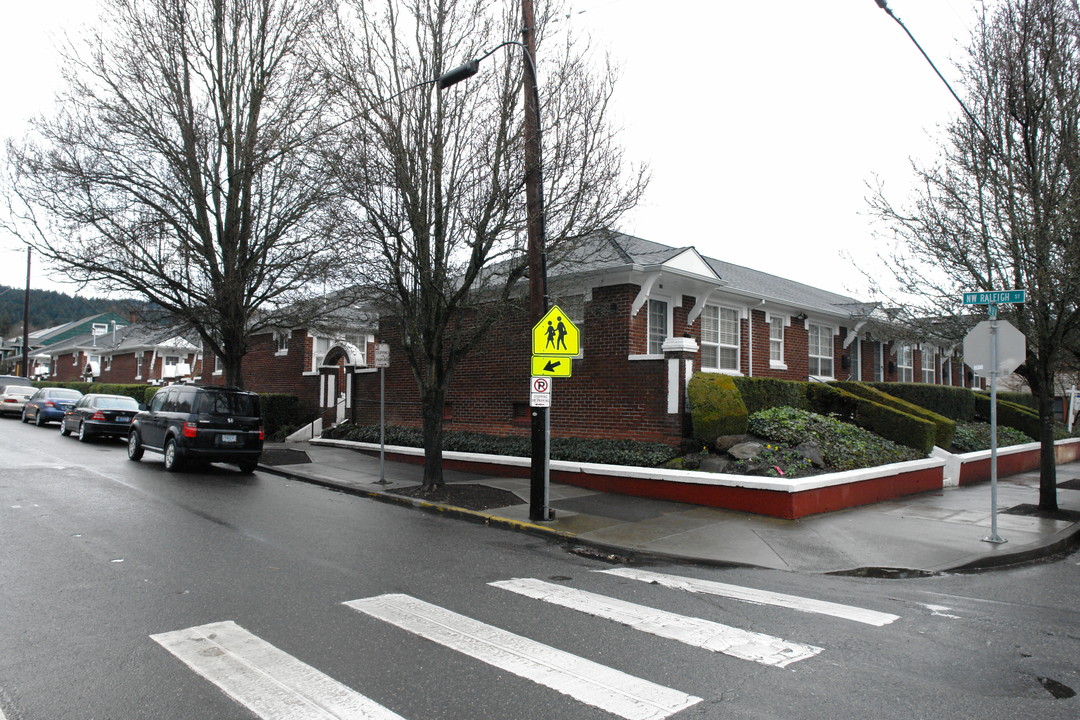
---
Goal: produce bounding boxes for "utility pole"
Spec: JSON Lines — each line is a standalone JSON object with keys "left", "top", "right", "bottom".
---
{"left": 521, "top": 0, "right": 551, "bottom": 522}
{"left": 21, "top": 247, "right": 31, "bottom": 378}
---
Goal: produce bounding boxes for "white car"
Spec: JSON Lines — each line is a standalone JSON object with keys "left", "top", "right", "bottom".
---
{"left": 0, "top": 384, "right": 36, "bottom": 418}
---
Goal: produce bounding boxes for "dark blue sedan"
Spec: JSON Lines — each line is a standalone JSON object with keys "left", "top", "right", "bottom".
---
{"left": 21, "top": 388, "right": 83, "bottom": 426}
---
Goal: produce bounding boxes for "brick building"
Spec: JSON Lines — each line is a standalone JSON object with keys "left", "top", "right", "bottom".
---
{"left": 45, "top": 324, "right": 202, "bottom": 386}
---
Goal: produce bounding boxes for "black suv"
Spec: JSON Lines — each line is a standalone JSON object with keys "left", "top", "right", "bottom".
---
{"left": 127, "top": 385, "right": 263, "bottom": 473}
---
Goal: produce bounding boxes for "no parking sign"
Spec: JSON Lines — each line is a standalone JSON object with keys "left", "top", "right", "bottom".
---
{"left": 530, "top": 376, "right": 551, "bottom": 407}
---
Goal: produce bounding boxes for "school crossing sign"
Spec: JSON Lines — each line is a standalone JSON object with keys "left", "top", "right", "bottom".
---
{"left": 531, "top": 305, "right": 580, "bottom": 377}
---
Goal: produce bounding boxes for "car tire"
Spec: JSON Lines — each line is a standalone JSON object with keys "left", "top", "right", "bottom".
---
{"left": 77, "top": 422, "right": 91, "bottom": 443}
{"left": 60, "top": 419, "right": 71, "bottom": 437}
{"left": 127, "top": 431, "right": 144, "bottom": 461}
{"left": 238, "top": 459, "right": 259, "bottom": 474}
{"left": 163, "top": 438, "right": 184, "bottom": 472}
{"left": 20, "top": 410, "right": 28, "bottom": 424}
{"left": 34, "top": 411, "right": 43, "bottom": 427}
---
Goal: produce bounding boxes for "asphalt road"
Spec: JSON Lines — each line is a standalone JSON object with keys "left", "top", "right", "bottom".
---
{"left": 1, "top": 417, "right": 1078, "bottom": 720}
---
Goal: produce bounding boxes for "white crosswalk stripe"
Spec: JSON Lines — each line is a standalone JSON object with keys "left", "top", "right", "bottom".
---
{"left": 491, "top": 578, "right": 822, "bottom": 668}
{"left": 343, "top": 593, "right": 702, "bottom": 720}
{"left": 599, "top": 568, "right": 900, "bottom": 626}
{"left": 151, "top": 621, "right": 405, "bottom": 720}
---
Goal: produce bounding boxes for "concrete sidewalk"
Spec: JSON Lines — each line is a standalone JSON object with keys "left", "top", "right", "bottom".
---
{"left": 257, "top": 441, "right": 1080, "bottom": 575}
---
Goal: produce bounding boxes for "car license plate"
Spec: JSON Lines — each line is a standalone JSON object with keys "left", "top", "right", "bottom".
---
{"left": 221, "top": 434, "right": 238, "bottom": 443}
{"left": 117, "top": 416, "right": 131, "bottom": 422}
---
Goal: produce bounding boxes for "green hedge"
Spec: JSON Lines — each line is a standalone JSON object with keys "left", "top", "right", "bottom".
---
{"left": 807, "top": 383, "right": 936, "bottom": 454}
{"left": 868, "top": 382, "right": 976, "bottom": 421}
{"left": 832, "top": 381, "right": 956, "bottom": 449}
{"left": 688, "top": 373, "right": 748, "bottom": 440}
{"left": 260, "top": 394, "right": 303, "bottom": 436}
{"left": 731, "top": 376, "right": 811, "bottom": 414}
{"left": 30, "top": 380, "right": 93, "bottom": 394}
{"left": 973, "top": 394, "right": 1042, "bottom": 439}
{"left": 86, "top": 383, "right": 151, "bottom": 404}
{"left": 993, "top": 391, "right": 1037, "bottom": 411}
{"left": 321, "top": 424, "right": 679, "bottom": 467}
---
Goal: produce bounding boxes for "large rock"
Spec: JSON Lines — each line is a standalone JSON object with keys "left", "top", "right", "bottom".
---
{"left": 714, "top": 434, "right": 749, "bottom": 452}
{"left": 727, "top": 441, "right": 764, "bottom": 461}
{"left": 699, "top": 455, "right": 734, "bottom": 474}
{"left": 795, "top": 441, "right": 826, "bottom": 468}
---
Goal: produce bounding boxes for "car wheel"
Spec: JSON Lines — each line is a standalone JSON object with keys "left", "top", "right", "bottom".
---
{"left": 163, "top": 438, "right": 184, "bottom": 472}
{"left": 77, "top": 421, "right": 91, "bottom": 443}
{"left": 60, "top": 419, "right": 71, "bottom": 437}
{"left": 34, "top": 411, "right": 44, "bottom": 427}
{"left": 238, "top": 459, "right": 259, "bottom": 474}
{"left": 20, "top": 410, "right": 28, "bottom": 424}
{"left": 127, "top": 431, "right": 144, "bottom": 461}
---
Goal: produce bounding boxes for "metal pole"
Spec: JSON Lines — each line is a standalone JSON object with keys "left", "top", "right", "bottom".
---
{"left": 377, "top": 365, "right": 388, "bottom": 484}
{"left": 1068, "top": 384, "right": 1077, "bottom": 433}
{"left": 21, "top": 247, "right": 31, "bottom": 378}
{"left": 983, "top": 305, "right": 1007, "bottom": 544}
{"left": 522, "top": 0, "right": 551, "bottom": 522}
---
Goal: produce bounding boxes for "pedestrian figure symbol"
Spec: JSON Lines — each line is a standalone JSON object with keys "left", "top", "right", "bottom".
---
{"left": 545, "top": 321, "right": 557, "bottom": 349}
{"left": 555, "top": 317, "right": 568, "bottom": 351}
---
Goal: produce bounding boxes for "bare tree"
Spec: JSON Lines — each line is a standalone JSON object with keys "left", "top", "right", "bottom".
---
{"left": 3, "top": 0, "right": 352, "bottom": 388}
{"left": 869, "top": 0, "right": 1080, "bottom": 511}
{"left": 323, "top": 0, "right": 647, "bottom": 489}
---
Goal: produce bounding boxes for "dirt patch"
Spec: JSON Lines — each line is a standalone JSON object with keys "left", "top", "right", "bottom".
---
{"left": 1002, "top": 503, "right": 1080, "bottom": 522}
{"left": 259, "top": 448, "right": 312, "bottom": 466}
{"left": 392, "top": 483, "right": 525, "bottom": 511}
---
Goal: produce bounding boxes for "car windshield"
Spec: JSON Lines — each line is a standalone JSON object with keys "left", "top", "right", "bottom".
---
{"left": 96, "top": 397, "right": 139, "bottom": 410}
{"left": 197, "top": 392, "right": 259, "bottom": 417}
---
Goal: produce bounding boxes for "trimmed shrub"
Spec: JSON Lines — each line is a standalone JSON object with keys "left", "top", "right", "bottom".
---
{"left": 320, "top": 424, "right": 678, "bottom": 467}
{"left": 32, "top": 381, "right": 93, "bottom": 394}
{"left": 731, "top": 376, "right": 811, "bottom": 414}
{"left": 973, "top": 394, "right": 1042, "bottom": 438}
{"left": 260, "top": 394, "right": 302, "bottom": 437}
{"left": 868, "top": 382, "right": 976, "bottom": 421}
{"left": 994, "top": 391, "right": 1037, "bottom": 411}
{"left": 807, "top": 383, "right": 936, "bottom": 454}
{"left": 89, "top": 383, "right": 151, "bottom": 403}
{"left": 144, "top": 386, "right": 162, "bottom": 405}
{"left": 688, "top": 373, "right": 748, "bottom": 440}
{"left": 748, "top": 407, "right": 923, "bottom": 471}
{"left": 832, "top": 381, "right": 956, "bottom": 449}
{"left": 951, "top": 422, "right": 1034, "bottom": 453}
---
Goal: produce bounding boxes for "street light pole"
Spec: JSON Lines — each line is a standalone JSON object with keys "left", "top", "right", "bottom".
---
{"left": 438, "top": 0, "right": 551, "bottom": 521}
{"left": 22, "top": 246, "right": 31, "bottom": 379}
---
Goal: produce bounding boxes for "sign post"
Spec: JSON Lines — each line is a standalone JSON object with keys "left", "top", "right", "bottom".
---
{"left": 962, "top": 290, "right": 1026, "bottom": 544}
{"left": 529, "top": 306, "right": 580, "bottom": 521}
{"left": 374, "top": 344, "right": 390, "bottom": 484}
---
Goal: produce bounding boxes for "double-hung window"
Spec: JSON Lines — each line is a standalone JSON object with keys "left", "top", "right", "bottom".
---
{"left": 700, "top": 305, "right": 740, "bottom": 371}
{"left": 275, "top": 331, "right": 289, "bottom": 354}
{"left": 769, "top": 315, "right": 785, "bottom": 366}
{"left": 647, "top": 299, "right": 668, "bottom": 355}
{"left": 807, "top": 324, "right": 834, "bottom": 377}
{"left": 898, "top": 344, "right": 913, "bottom": 382}
{"left": 311, "top": 336, "right": 332, "bottom": 371}
{"left": 921, "top": 346, "right": 936, "bottom": 384}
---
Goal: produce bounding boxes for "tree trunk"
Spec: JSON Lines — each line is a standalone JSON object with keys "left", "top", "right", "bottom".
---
{"left": 420, "top": 387, "right": 446, "bottom": 490}
{"left": 1037, "top": 388, "right": 1059, "bottom": 512}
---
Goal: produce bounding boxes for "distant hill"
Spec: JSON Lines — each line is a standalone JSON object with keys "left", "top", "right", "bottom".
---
{"left": 0, "top": 285, "right": 152, "bottom": 337}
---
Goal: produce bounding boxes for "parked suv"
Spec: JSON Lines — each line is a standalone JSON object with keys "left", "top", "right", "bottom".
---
{"left": 127, "top": 385, "right": 263, "bottom": 473}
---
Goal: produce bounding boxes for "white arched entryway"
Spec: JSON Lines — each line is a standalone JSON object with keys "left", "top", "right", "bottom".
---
{"left": 317, "top": 342, "right": 365, "bottom": 423}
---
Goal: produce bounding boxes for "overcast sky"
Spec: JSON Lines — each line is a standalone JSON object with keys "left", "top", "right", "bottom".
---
{"left": 0, "top": 0, "right": 982, "bottom": 299}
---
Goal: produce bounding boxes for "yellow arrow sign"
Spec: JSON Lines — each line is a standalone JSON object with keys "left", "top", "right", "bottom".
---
{"left": 532, "top": 305, "right": 580, "bottom": 356}
{"left": 531, "top": 355, "right": 572, "bottom": 377}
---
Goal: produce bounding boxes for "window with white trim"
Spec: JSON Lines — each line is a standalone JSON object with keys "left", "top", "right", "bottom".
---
{"left": 769, "top": 315, "right": 785, "bottom": 365}
{"left": 311, "top": 335, "right": 332, "bottom": 371}
{"left": 700, "top": 305, "right": 740, "bottom": 371}
{"left": 898, "top": 344, "right": 914, "bottom": 382}
{"left": 135, "top": 353, "right": 143, "bottom": 378}
{"left": 647, "top": 299, "right": 668, "bottom": 355}
{"left": 921, "top": 345, "right": 936, "bottom": 384}
{"left": 275, "top": 330, "right": 289, "bottom": 354}
{"left": 104, "top": 356, "right": 112, "bottom": 372}
{"left": 807, "top": 324, "right": 835, "bottom": 377}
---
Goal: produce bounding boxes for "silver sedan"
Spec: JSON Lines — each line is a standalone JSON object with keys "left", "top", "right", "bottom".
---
{"left": 0, "top": 384, "right": 35, "bottom": 418}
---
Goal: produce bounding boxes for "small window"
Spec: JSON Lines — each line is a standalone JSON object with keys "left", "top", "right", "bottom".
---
{"left": 921, "top": 346, "right": 936, "bottom": 384}
{"left": 136, "top": 354, "right": 144, "bottom": 378}
{"left": 898, "top": 344, "right": 914, "bottom": 383}
{"left": 275, "top": 331, "right": 289, "bottom": 354}
{"left": 700, "top": 305, "right": 740, "bottom": 371}
{"left": 808, "top": 324, "right": 835, "bottom": 378}
{"left": 769, "top": 316, "right": 785, "bottom": 364}
{"left": 648, "top": 299, "right": 668, "bottom": 355}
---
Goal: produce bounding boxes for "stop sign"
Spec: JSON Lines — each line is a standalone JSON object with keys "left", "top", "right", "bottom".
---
{"left": 963, "top": 320, "right": 1026, "bottom": 377}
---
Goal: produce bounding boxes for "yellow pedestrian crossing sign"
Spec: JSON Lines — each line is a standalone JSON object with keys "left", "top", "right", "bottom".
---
{"left": 532, "top": 305, "right": 580, "bottom": 356}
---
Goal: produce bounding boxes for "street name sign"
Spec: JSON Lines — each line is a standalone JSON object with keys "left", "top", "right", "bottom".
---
{"left": 531, "top": 355, "right": 572, "bottom": 377}
{"left": 532, "top": 305, "right": 580, "bottom": 356}
{"left": 530, "top": 376, "right": 552, "bottom": 407}
{"left": 963, "top": 290, "right": 1026, "bottom": 305}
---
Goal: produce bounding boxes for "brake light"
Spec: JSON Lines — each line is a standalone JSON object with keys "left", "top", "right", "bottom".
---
{"left": 182, "top": 421, "right": 198, "bottom": 438}
{"left": 258, "top": 426, "right": 265, "bottom": 441}
{"left": 2, "top": 398, "right": 15, "bottom": 403}
{"left": 44, "top": 401, "right": 56, "bottom": 407}
{"left": 90, "top": 411, "right": 106, "bottom": 421}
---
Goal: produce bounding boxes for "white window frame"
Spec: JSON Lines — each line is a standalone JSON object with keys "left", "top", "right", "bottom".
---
{"left": 898, "top": 344, "right": 914, "bottom": 383}
{"left": 807, "top": 323, "right": 835, "bottom": 378}
{"left": 275, "top": 330, "right": 289, "bottom": 355}
{"left": 699, "top": 304, "right": 741, "bottom": 373}
{"left": 213, "top": 354, "right": 224, "bottom": 376}
{"left": 309, "top": 334, "right": 332, "bottom": 373}
{"left": 768, "top": 314, "right": 786, "bottom": 368}
{"left": 135, "top": 352, "right": 144, "bottom": 379}
{"left": 921, "top": 345, "right": 936, "bottom": 384}
{"left": 104, "top": 356, "right": 112, "bottom": 372}
{"left": 647, "top": 298, "right": 670, "bottom": 355}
